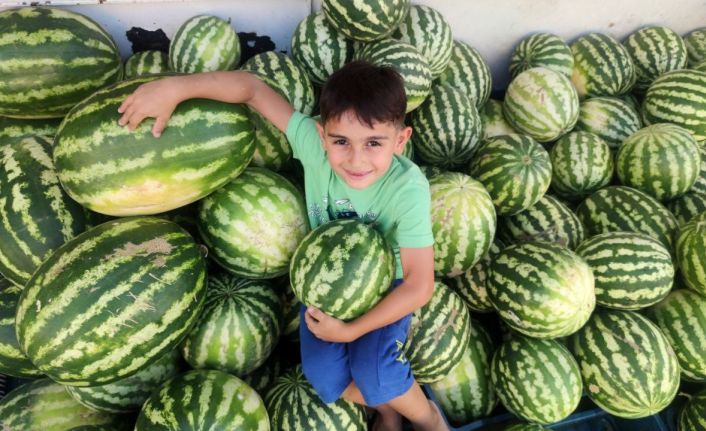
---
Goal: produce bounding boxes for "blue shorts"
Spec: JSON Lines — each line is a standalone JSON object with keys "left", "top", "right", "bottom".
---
{"left": 299, "top": 280, "right": 414, "bottom": 406}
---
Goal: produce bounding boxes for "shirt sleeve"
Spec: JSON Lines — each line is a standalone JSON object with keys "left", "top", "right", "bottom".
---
{"left": 395, "top": 177, "right": 434, "bottom": 248}
{"left": 285, "top": 111, "right": 325, "bottom": 166}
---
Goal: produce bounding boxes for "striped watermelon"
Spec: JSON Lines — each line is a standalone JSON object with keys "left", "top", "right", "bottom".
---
{"left": 569, "top": 308, "right": 680, "bottom": 419}
{"left": 668, "top": 192, "right": 706, "bottom": 226}
{"left": 0, "top": 379, "right": 125, "bottom": 430}
{"left": 685, "top": 28, "right": 706, "bottom": 66}
{"left": 491, "top": 334, "right": 582, "bottom": 424}
{"left": 198, "top": 168, "right": 308, "bottom": 279}
{"left": 0, "top": 281, "right": 41, "bottom": 378}
{"left": 448, "top": 239, "right": 504, "bottom": 313}
{"left": 438, "top": 41, "right": 493, "bottom": 108}
{"left": 322, "top": 0, "right": 409, "bottom": 42}
{"left": 549, "top": 131, "right": 614, "bottom": 201}
{"left": 394, "top": 5, "right": 453, "bottom": 78}
{"left": 410, "top": 83, "right": 482, "bottom": 169}
{"left": 469, "top": 134, "right": 552, "bottom": 215}
{"left": 576, "top": 232, "right": 674, "bottom": 310}
{"left": 16, "top": 217, "right": 207, "bottom": 386}
{"left": 480, "top": 99, "right": 517, "bottom": 139}
{"left": 429, "top": 172, "right": 496, "bottom": 278}
{"left": 124, "top": 50, "right": 169, "bottom": 78}
{"left": 0, "top": 116, "right": 61, "bottom": 141}
{"left": 619, "top": 92, "right": 642, "bottom": 112}
{"left": 503, "top": 67, "right": 579, "bottom": 142}
{"left": 242, "top": 347, "right": 289, "bottom": 396}
{"left": 624, "top": 26, "right": 687, "bottom": 92}
{"left": 135, "top": 369, "right": 269, "bottom": 430}
{"left": 169, "top": 15, "right": 239, "bottom": 73}
{"left": 676, "top": 211, "right": 706, "bottom": 295}
{"left": 616, "top": 124, "right": 700, "bottom": 201}
{"left": 181, "top": 273, "right": 282, "bottom": 376}
{"left": 241, "top": 52, "right": 315, "bottom": 171}
{"left": 289, "top": 219, "right": 394, "bottom": 320}
{"left": 405, "top": 281, "right": 471, "bottom": 383}
{"left": 354, "top": 39, "right": 432, "bottom": 112}
{"left": 574, "top": 96, "right": 642, "bottom": 149}
{"left": 642, "top": 69, "right": 706, "bottom": 141}
{"left": 576, "top": 186, "right": 679, "bottom": 254}
{"left": 265, "top": 365, "right": 366, "bottom": 430}
{"left": 66, "top": 349, "right": 182, "bottom": 413}
{"left": 509, "top": 33, "right": 574, "bottom": 79}
{"left": 0, "top": 135, "right": 88, "bottom": 286}
{"left": 571, "top": 33, "right": 636, "bottom": 98}
{"left": 0, "top": 7, "right": 122, "bottom": 119}
{"left": 498, "top": 194, "right": 586, "bottom": 250}
{"left": 646, "top": 289, "right": 706, "bottom": 381}
{"left": 690, "top": 59, "right": 706, "bottom": 72}
{"left": 53, "top": 75, "right": 255, "bottom": 216}
{"left": 680, "top": 389, "right": 706, "bottom": 430}
{"left": 291, "top": 12, "right": 354, "bottom": 85}
{"left": 429, "top": 322, "right": 497, "bottom": 426}
{"left": 487, "top": 241, "right": 595, "bottom": 339}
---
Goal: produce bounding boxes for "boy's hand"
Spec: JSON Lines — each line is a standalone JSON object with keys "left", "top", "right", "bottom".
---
{"left": 118, "top": 77, "right": 183, "bottom": 138}
{"left": 304, "top": 306, "right": 359, "bottom": 343}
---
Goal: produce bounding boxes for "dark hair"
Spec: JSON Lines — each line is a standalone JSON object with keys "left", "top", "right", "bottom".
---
{"left": 319, "top": 60, "right": 406, "bottom": 128}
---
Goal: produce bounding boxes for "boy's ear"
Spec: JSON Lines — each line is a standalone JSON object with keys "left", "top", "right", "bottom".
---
{"left": 394, "top": 126, "right": 413, "bottom": 155}
{"left": 316, "top": 121, "right": 326, "bottom": 149}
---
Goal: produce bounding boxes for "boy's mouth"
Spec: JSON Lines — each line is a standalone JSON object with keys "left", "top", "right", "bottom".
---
{"left": 344, "top": 169, "right": 371, "bottom": 179}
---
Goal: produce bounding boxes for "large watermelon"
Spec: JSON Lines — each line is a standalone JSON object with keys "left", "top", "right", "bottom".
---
{"left": 571, "top": 33, "right": 636, "bottom": 98}
{"left": 53, "top": 75, "right": 255, "bottom": 216}
{"left": 438, "top": 40, "right": 493, "bottom": 108}
{"left": 549, "top": 131, "right": 614, "bottom": 201}
{"left": 509, "top": 33, "right": 574, "bottom": 79}
{"left": 322, "top": 0, "right": 410, "bottom": 42}
{"left": 16, "top": 217, "right": 207, "bottom": 386}
{"left": 574, "top": 96, "right": 642, "bottom": 149}
{"left": 169, "top": 15, "right": 240, "bottom": 73}
{"left": 624, "top": 26, "right": 687, "bottom": 92}
{"left": 393, "top": 5, "right": 453, "bottom": 78}
{"left": 686, "top": 28, "right": 706, "bottom": 66}
{"left": 0, "top": 7, "right": 122, "bottom": 118}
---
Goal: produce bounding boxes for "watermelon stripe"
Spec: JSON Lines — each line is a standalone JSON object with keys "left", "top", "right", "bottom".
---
{"left": 438, "top": 40, "right": 492, "bottom": 108}
{"left": 571, "top": 33, "right": 636, "bottom": 97}
{"left": 624, "top": 26, "right": 687, "bottom": 92}
{"left": 169, "top": 15, "right": 239, "bottom": 73}
{"left": 510, "top": 33, "right": 573, "bottom": 79}
{"left": 575, "top": 96, "right": 642, "bottom": 149}
{"left": 291, "top": 12, "right": 353, "bottom": 85}
{"left": 394, "top": 5, "right": 453, "bottom": 78}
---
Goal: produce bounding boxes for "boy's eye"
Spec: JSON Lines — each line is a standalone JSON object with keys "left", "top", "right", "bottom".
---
{"left": 367, "top": 140, "right": 381, "bottom": 147}
{"left": 334, "top": 139, "right": 347, "bottom": 145}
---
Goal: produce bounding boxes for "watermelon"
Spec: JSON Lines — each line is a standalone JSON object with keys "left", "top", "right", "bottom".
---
{"left": 410, "top": 83, "right": 482, "bottom": 169}
{"left": 291, "top": 12, "right": 354, "bottom": 85}
{"left": 680, "top": 389, "right": 706, "bottom": 430}
{"left": 429, "top": 322, "right": 497, "bottom": 426}
{"left": 181, "top": 273, "right": 282, "bottom": 377}
{"left": 280, "top": 282, "right": 301, "bottom": 341}
{"left": 574, "top": 96, "right": 642, "bottom": 149}
{"left": 624, "top": 26, "right": 687, "bottom": 92}
{"left": 405, "top": 281, "right": 472, "bottom": 383}
{"left": 503, "top": 67, "right": 579, "bottom": 142}
{"left": 646, "top": 289, "right": 706, "bottom": 381}
{"left": 0, "top": 116, "right": 62, "bottom": 141}
{"left": 198, "top": 168, "right": 308, "bottom": 279}
{"left": 438, "top": 40, "right": 493, "bottom": 108}
{"left": 265, "top": 365, "right": 366, "bottom": 430}
{"left": 66, "top": 348, "right": 182, "bottom": 413}
{"left": 0, "top": 7, "right": 122, "bottom": 118}
{"left": 0, "top": 379, "right": 125, "bottom": 430}
{"left": 429, "top": 172, "right": 496, "bottom": 277}
{"left": 576, "top": 186, "right": 679, "bottom": 254}
{"left": 289, "top": 219, "right": 394, "bottom": 320}
{"left": 498, "top": 194, "right": 585, "bottom": 250}
{"left": 569, "top": 308, "right": 680, "bottom": 419}
{"left": 491, "top": 334, "right": 582, "bottom": 424}
{"left": 242, "top": 348, "right": 290, "bottom": 397}
{"left": 321, "top": 0, "right": 409, "bottom": 42}
{"left": 135, "top": 369, "right": 269, "bottom": 430}
{"left": 394, "top": 5, "right": 453, "bottom": 78}
{"left": 480, "top": 99, "right": 516, "bottom": 139}
{"left": 354, "top": 38, "right": 432, "bottom": 112}
{"left": 53, "top": 75, "right": 255, "bottom": 216}
{"left": 509, "top": 33, "right": 574, "bottom": 79}
{"left": 685, "top": 28, "right": 706, "bottom": 66}
{"left": 0, "top": 280, "right": 41, "bottom": 378}
{"left": 668, "top": 192, "right": 706, "bottom": 226}
{"left": 575, "top": 232, "right": 674, "bottom": 310}
{"left": 0, "top": 135, "right": 88, "bottom": 286}
{"left": 676, "top": 211, "right": 706, "bottom": 295}
{"left": 487, "top": 241, "right": 595, "bottom": 339}
{"left": 16, "top": 217, "right": 207, "bottom": 386}
{"left": 469, "top": 133, "right": 552, "bottom": 215}
{"left": 448, "top": 239, "right": 504, "bottom": 313}
{"left": 616, "top": 123, "right": 700, "bottom": 201}
{"left": 571, "top": 33, "right": 636, "bottom": 98}
{"left": 169, "top": 15, "right": 239, "bottom": 73}
{"left": 642, "top": 69, "right": 706, "bottom": 142}
{"left": 241, "top": 52, "right": 315, "bottom": 171}
{"left": 549, "top": 131, "right": 614, "bottom": 201}
{"left": 124, "top": 50, "right": 169, "bottom": 78}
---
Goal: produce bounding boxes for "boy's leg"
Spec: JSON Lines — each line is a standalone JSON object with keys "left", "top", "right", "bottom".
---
{"left": 340, "top": 382, "right": 402, "bottom": 431}
{"left": 384, "top": 381, "right": 447, "bottom": 431}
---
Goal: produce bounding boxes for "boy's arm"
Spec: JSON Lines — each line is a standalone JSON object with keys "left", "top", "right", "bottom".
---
{"left": 304, "top": 245, "right": 435, "bottom": 343}
{"left": 118, "top": 71, "right": 294, "bottom": 137}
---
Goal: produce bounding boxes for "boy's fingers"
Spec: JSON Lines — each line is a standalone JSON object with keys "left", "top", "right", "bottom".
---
{"left": 117, "top": 95, "right": 133, "bottom": 113}
{"left": 152, "top": 117, "right": 167, "bottom": 138}
{"left": 307, "top": 307, "right": 324, "bottom": 321}
{"left": 127, "top": 113, "right": 147, "bottom": 132}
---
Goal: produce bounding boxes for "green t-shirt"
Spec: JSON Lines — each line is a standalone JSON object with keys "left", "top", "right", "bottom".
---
{"left": 286, "top": 111, "right": 433, "bottom": 278}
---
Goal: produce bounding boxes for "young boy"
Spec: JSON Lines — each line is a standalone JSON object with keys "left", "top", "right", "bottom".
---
{"left": 117, "top": 60, "right": 446, "bottom": 431}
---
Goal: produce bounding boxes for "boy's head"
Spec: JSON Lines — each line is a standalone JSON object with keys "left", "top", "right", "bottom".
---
{"left": 317, "top": 60, "right": 412, "bottom": 190}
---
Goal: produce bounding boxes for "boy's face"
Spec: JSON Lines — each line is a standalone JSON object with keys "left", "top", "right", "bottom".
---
{"left": 316, "top": 110, "right": 413, "bottom": 190}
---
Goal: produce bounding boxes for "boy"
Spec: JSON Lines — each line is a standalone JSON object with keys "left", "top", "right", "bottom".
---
{"left": 118, "top": 60, "right": 446, "bottom": 431}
